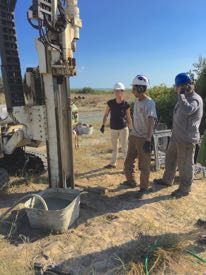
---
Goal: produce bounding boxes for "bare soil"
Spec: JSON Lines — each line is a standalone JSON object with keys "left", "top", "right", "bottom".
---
{"left": 0, "top": 94, "right": 206, "bottom": 274}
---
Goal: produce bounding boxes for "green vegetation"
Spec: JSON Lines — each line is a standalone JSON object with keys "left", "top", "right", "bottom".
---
{"left": 148, "top": 85, "right": 176, "bottom": 128}
{"left": 71, "top": 87, "right": 112, "bottom": 94}
{"left": 193, "top": 56, "right": 206, "bottom": 133}
{"left": 131, "top": 56, "right": 206, "bottom": 130}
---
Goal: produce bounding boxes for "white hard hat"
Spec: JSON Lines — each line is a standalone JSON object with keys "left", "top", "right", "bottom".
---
{"left": 113, "top": 82, "right": 125, "bottom": 91}
{"left": 132, "top": 75, "right": 149, "bottom": 86}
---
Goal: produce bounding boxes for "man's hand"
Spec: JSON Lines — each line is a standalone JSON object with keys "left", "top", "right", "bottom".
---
{"left": 176, "top": 86, "right": 186, "bottom": 95}
{"left": 180, "top": 88, "right": 186, "bottom": 94}
{"left": 100, "top": 125, "right": 105, "bottom": 134}
{"left": 143, "top": 141, "right": 152, "bottom": 154}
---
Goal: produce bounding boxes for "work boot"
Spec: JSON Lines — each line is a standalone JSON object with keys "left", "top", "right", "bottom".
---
{"left": 136, "top": 188, "right": 153, "bottom": 199}
{"left": 153, "top": 178, "right": 171, "bottom": 187}
{"left": 171, "top": 188, "right": 190, "bottom": 198}
{"left": 196, "top": 219, "right": 206, "bottom": 227}
{"left": 104, "top": 164, "right": 116, "bottom": 169}
{"left": 121, "top": 179, "right": 137, "bottom": 188}
{"left": 197, "top": 235, "right": 206, "bottom": 245}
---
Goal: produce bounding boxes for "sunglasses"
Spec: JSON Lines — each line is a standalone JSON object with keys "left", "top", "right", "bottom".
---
{"left": 132, "top": 86, "right": 146, "bottom": 93}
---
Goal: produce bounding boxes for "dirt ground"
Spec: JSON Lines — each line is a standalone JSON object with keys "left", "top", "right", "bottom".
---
{"left": 0, "top": 94, "right": 206, "bottom": 274}
{"left": 74, "top": 92, "right": 133, "bottom": 112}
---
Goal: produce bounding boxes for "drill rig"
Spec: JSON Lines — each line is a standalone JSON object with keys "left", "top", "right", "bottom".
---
{"left": 0, "top": 0, "right": 82, "bottom": 189}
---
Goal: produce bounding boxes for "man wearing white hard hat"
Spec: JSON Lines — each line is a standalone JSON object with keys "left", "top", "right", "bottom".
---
{"left": 100, "top": 82, "right": 132, "bottom": 168}
{"left": 123, "top": 75, "right": 157, "bottom": 198}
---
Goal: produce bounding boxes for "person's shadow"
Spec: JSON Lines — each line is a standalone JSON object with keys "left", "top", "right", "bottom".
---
{"left": 42, "top": 229, "right": 206, "bottom": 274}
{"left": 76, "top": 186, "right": 171, "bottom": 228}
{"left": 76, "top": 167, "right": 124, "bottom": 179}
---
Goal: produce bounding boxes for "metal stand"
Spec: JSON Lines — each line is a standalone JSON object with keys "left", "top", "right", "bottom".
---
{"left": 153, "top": 130, "right": 172, "bottom": 171}
{"left": 153, "top": 129, "right": 206, "bottom": 178}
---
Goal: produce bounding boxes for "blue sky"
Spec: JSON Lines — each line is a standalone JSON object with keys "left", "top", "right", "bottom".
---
{"left": 15, "top": 0, "right": 206, "bottom": 88}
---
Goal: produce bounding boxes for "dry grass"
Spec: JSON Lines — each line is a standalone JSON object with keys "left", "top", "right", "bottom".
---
{"left": 73, "top": 91, "right": 134, "bottom": 112}
{"left": 71, "top": 121, "right": 206, "bottom": 274}
{"left": 119, "top": 250, "right": 203, "bottom": 275}
{"left": 0, "top": 257, "right": 33, "bottom": 275}
{"left": 0, "top": 237, "right": 34, "bottom": 275}
{"left": 112, "top": 231, "right": 206, "bottom": 274}
{"left": 0, "top": 94, "right": 205, "bottom": 274}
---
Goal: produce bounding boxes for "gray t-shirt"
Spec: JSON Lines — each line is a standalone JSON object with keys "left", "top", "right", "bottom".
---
{"left": 131, "top": 97, "right": 157, "bottom": 138}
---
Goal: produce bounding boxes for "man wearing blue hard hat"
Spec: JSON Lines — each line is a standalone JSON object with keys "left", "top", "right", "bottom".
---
{"left": 154, "top": 73, "right": 203, "bottom": 198}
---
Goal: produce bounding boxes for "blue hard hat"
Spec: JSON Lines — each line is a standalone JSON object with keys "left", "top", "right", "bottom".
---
{"left": 175, "top": 73, "right": 192, "bottom": 86}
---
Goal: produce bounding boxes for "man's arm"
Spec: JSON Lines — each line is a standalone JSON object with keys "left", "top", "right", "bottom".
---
{"left": 146, "top": 117, "right": 156, "bottom": 141}
{"left": 126, "top": 108, "right": 133, "bottom": 130}
{"left": 178, "top": 94, "right": 199, "bottom": 115}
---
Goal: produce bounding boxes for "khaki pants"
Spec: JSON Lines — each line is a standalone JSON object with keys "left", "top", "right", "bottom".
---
{"left": 110, "top": 128, "right": 129, "bottom": 166}
{"left": 124, "top": 135, "right": 151, "bottom": 189}
{"left": 163, "top": 141, "right": 196, "bottom": 192}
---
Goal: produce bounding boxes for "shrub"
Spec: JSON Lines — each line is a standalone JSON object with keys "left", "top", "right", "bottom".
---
{"left": 71, "top": 87, "right": 113, "bottom": 94}
{"left": 148, "top": 85, "right": 176, "bottom": 128}
{"left": 80, "top": 87, "right": 95, "bottom": 94}
{"left": 195, "top": 66, "right": 206, "bottom": 134}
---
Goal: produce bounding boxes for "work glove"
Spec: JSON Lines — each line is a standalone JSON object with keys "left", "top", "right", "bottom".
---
{"left": 100, "top": 125, "right": 105, "bottom": 134}
{"left": 143, "top": 141, "right": 152, "bottom": 154}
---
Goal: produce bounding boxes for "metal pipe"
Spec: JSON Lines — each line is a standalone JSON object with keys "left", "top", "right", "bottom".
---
{"left": 56, "top": 76, "right": 74, "bottom": 188}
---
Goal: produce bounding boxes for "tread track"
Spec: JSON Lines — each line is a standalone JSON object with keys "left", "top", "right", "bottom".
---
{"left": 0, "top": 148, "right": 47, "bottom": 177}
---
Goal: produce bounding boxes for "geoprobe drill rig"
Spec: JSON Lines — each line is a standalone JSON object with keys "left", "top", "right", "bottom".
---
{"left": 0, "top": 0, "right": 82, "bottom": 188}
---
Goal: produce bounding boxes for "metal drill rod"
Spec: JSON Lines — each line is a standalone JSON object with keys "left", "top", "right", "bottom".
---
{"left": 56, "top": 77, "right": 74, "bottom": 188}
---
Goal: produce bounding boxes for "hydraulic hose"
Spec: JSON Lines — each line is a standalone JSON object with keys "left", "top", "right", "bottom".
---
{"left": 144, "top": 243, "right": 158, "bottom": 275}
{"left": 145, "top": 254, "right": 149, "bottom": 275}
{"left": 0, "top": 194, "right": 48, "bottom": 221}
{"left": 186, "top": 249, "right": 206, "bottom": 264}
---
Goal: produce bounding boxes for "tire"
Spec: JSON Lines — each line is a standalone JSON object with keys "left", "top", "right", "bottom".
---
{"left": 0, "top": 168, "right": 9, "bottom": 191}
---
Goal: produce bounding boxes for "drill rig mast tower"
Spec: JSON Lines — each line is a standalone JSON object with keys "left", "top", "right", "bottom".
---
{"left": 0, "top": 0, "right": 82, "bottom": 188}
